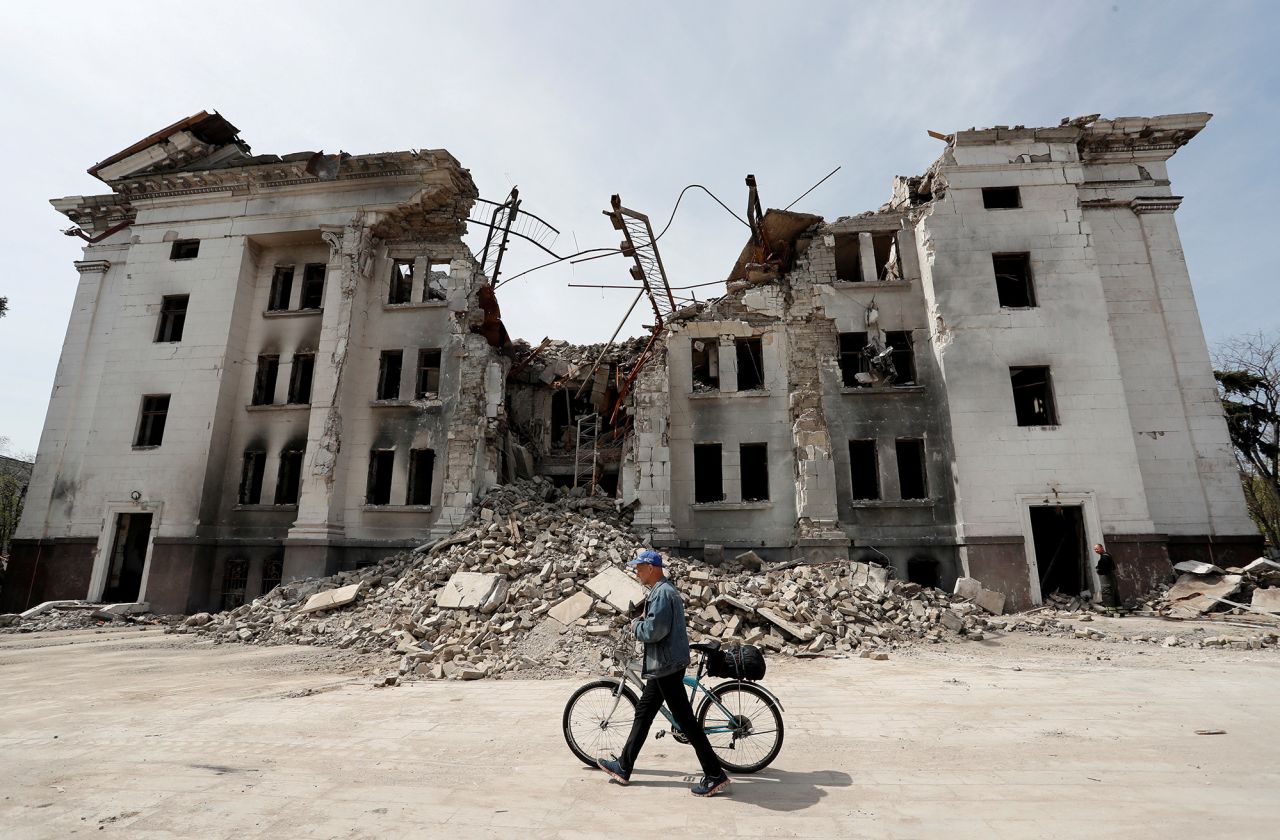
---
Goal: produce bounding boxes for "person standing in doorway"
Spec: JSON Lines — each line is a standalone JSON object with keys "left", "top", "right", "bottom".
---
{"left": 1093, "top": 543, "right": 1120, "bottom": 608}
{"left": 597, "top": 550, "right": 731, "bottom": 797}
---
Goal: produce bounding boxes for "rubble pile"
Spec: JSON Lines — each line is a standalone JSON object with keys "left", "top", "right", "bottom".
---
{"left": 174, "top": 478, "right": 1006, "bottom": 681}
{"left": 1136, "top": 557, "right": 1280, "bottom": 619}
{"left": 0, "top": 601, "right": 157, "bottom": 633}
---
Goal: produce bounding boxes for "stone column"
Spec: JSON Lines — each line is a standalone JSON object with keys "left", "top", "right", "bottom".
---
{"left": 630, "top": 342, "right": 677, "bottom": 545}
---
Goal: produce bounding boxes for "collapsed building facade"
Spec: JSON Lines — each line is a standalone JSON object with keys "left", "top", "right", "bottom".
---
{"left": 4, "top": 111, "right": 1261, "bottom": 616}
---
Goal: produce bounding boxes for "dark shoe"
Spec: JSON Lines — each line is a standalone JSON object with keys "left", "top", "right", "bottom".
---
{"left": 597, "top": 757, "right": 630, "bottom": 785}
{"left": 691, "top": 773, "right": 730, "bottom": 797}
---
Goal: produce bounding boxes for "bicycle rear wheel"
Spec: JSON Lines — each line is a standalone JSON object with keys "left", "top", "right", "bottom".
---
{"left": 562, "top": 679, "right": 640, "bottom": 767}
{"left": 696, "top": 681, "right": 784, "bottom": 773}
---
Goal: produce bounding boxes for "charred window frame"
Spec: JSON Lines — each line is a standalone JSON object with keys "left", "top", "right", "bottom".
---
{"left": 407, "top": 448, "right": 435, "bottom": 505}
{"left": 425, "top": 260, "right": 450, "bottom": 301}
{"left": 691, "top": 339, "right": 719, "bottom": 391}
{"left": 220, "top": 558, "right": 248, "bottom": 610}
{"left": 389, "top": 259, "right": 414, "bottom": 305}
{"left": 287, "top": 353, "right": 315, "bottom": 405}
{"left": 169, "top": 239, "right": 199, "bottom": 260}
{"left": 993, "top": 253, "right": 1036, "bottom": 308}
{"left": 275, "top": 448, "right": 304, "bottom": 505}
{"left": 299, "top": 263, "right": 326, "bottom": 310}
{"left": 895, "top": 438, "right": 928, "bottom": 500}
{"left": 736, "top": 337, "right": 765, "bottom": 391}
{"left": 693, "top": 443, "right": 724, "bottom": 503}
{"left": 134, "top": 395, "right": 170, "bottom": 448}
{"left": 239, "top": 451, "right": 266, "bottom": 504}
{"left": 885, "top": 331, "right": 916, "bottom": 385}
{"left": 251, "top": 355, "right": 280, "bottom": 405}
{"left": 838, "top": 332, "right": 870, "bottom": 386}
{"left": 155, "top": 294, "right": 189, "bottom": 343}
{"left": 849, "top": 439, "right": 879, "bottom": 500}
{"left": 834, "top": 234, "right": 862, "bottom": 282}
{"left": 416, "top": 349, "right": 442, "bottom": 398}
{"left": 740, "top": 443, "right": 770, "bottom": 502}
{"left": 268, "top": 266, "right": 294, "bottom": 311}
{"left": 261, "top": 553, "right": 283, "bottom": 595}
{"left": 366, "top": 449, "right": 395, "bottom": 505}
{"left": 377, "top": 350, "right": 403, "bottom": 400}
{"left": 1010, "top": 366, "right": 1058, "bottom": 426}
{"left": 982, "top": 186, "right": 1021, "bottom": 209}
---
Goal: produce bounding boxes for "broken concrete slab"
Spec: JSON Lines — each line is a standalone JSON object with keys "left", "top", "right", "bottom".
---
{"left": 715, "top": 594, "right": 758, "bottom": 615}
{"left": 548, "top": 591, "right": 595, "bottom": 626}
{"left": 1244, "top": 558, "right": 1280, "bottom": 575}
{"left": 436, "top": 572, "right": 505, "bottom": 610}
{"left": 296, "top": 582, "right": 364, "bottom": 615}
{"left": 1164, "top": 574, "right": 1243, "bottom": 618}
{"left": 1173, "top": 560, "right": 1224, "bottom": 576}
{"left": 1249, "top": 588, "right": 1280, "bottom": 613}
{"left": 735, "top": 550, "right": 764, "bottom": 571}
{"left": 848, "top": 562, "right": 889, "bottom": 594}
{"left": 974, "top": 588, "right": 1006, "bottom": 616}
{"left": 583, "top": 566, "right": 646, "bottom": 613}
{"left": 20, "top": 600, "right": 86, "bottom": 619}
{"left": 953, "top": 577, "right": 983, "bottom": 600}
{"left": 757, "top": 607, "right": 816, "bottom": 642}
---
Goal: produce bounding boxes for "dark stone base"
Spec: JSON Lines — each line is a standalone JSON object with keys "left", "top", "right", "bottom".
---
{"left": 0, "top": 538, "right": 96, "bottom": 613}
{"left": 1105, "top": 535, "right": 1171, "bottom": 603}
{"left": 962, "top": 539, "right": 1034, "bottom": 611}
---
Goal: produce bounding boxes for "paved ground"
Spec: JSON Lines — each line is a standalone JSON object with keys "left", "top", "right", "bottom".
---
{"left": 1, "top": 625, "right": 1277, "bottom": 839}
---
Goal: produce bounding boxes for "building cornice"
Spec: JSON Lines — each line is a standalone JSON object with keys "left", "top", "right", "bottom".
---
{"left": 74, "top": 259, "right": 111, "bottom": 274}
{"left": 1130, "top": 196, "right": 1184, "bottom": 214}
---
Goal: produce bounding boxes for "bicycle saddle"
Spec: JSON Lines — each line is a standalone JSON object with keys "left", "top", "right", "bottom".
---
{"left": 690, "top": 640, "right": 722, "bottom": 653}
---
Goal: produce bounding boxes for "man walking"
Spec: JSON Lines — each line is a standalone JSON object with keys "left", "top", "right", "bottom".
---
{"left": 597, "top": 550, "right": 731, "bottom": 797}
{"left": 1093, "top": 543, "right": 1120, "bottom": 609}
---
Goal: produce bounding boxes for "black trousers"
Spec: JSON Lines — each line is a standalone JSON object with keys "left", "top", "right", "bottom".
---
{"left": 618, "top": 669, "right": 725, "bottom": 778}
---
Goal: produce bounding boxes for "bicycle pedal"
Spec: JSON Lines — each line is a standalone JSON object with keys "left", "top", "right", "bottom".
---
{"left": 654, "top": 730, "right": 667, "bottom": 740}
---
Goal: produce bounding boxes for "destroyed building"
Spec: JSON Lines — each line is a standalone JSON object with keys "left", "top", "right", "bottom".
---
{"left": 3, "top": 111, "right": 1263, "bottom": 617}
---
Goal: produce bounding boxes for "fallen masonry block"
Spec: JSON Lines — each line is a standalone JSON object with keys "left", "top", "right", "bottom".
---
{"left": 940, "top": 610, "right": 964, "bottom": 632}
{"left": 704, "top": 544, "right": 724, "bottom": 567}
{"left": 20, "top": 600, "right": 87, "bottom": 619}
{"left": 1249, "top": 589, "right": 1280, "bottom": 613}
{"left": 735, "top": 550, "right": 764, "bottom": 571}
{"left": 548, "top": 591, "right": 595, "bottom": 625}
{"left": 583, "top": 566, "right": 646, "bottom": 613}
{"left": 849, "top": 562, "right": 888, "bottom": 594}
{"left": 757, "top": 607, "right": 816, "bottom": 642}
{"left": 1244, "top": 558, "right": 1280, "bottom": 575}
{"left": 296, "top": 582, "right": 364, "bottom": 615}
{"left": 436, "top": 572, "right": 505, "bottom": 610}
{"left": 1173, "top": 560, "right": 1224, "bottom": 576}
{"left": 1164, "top": 573, "right": 1244, "bottom": 618}
{"left": 974, "top": 588, "right": 1006, "bottom": 616}
{"left": 953, "top": 577, "right": 983, "bottom": 600}
{"left": 183, "top": 612, "right": 213, "bottom": 627}
{"left": 715, "top": 594, "right": 758, "bottom": 615}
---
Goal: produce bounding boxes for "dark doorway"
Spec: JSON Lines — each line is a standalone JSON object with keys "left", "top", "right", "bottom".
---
{"left": 103, "top": 512, "right": 152, "bottom": 603}
{"left": 1029, "top": 505, "right": 1089, "bottom": 600}
{"left": 907, "top": 556, "right": 940, "bottom": 589}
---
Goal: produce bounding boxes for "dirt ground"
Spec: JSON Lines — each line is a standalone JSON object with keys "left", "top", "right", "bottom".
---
{"left": 1, "top": 620, "right": 1277, "bottom": 839}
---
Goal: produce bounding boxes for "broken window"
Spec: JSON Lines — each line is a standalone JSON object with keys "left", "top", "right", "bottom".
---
{"left": 288, "top": 353, "right": 314, "bottom": 404}
{"left": 885, "top": 330, "right": 916, "bottom": 385}
{"left": 838, "top": 332, "right": 870, "bottom": 386}
{"left": 425, "top": 260, "right": 450, "bottom": 301}
{"left": 299, "top": 263, "right": 326, "bottom": 309}
{"left": 220, "top": 558, "right": 248, "bottom": 610}
{"left": 366, "top": 449, "right": 395, "bottom": 505}
{"left": 261, "top": 552, "right": 283, "bottom": 595}
{"left": 252, "top": 355, "right": 279, "bottom": 405}
{"left": 849, "top": 439, "right": 879, "bottom": 500}
{"left": 982, "top": 186, "right": 1021, "bottom": 209}
{"left": 407, "top": 448, "right": 435, "bottom": 505}
{"left": 1010, "top": 366, "right": 1058, "bottom": 426}
{"left": 268, "top": 266, "right": 294, "bottom": 311}
{"left": 993, "top": 253, "right": 1036, "bottom": 308}
{"left": 134, "top": 395, "right": 170, "bottom": 447}
{"left": 416, "top": 349, "right": 442, "bottom": 398}
{"left": 377, "top": 350, "right": 403, "bottom": 400}
{"left": 740, "top": 443, "right": 769, "bottom": 502}
{"left": 873, "top": 233, "right": 901, "bottom": 282}
{"left": 239, "top": 451, "right": 266, "bottom": 504}
{"left": 155, "top": 294, "right": 188, "bottom": 342}
{"left": 275, "top": 448, "right": 304, "bottom": 504}
{"left": 389, "top": 259, "right": 413, "bottom": 305}
{"left": 693, "top": 443, "right": 724, "bottom": 503}
{"left": 736, "top": 337, "right": 764, "bottom": 391}
{"left": 896, "top": 438, "right": 928, "bottom": 500}
{"left": 691, "top": 339, "right": 719, "bottom": 391}
{"left": 170, "top": 239, "right": 199, "bottom": 260}
{"left": 834, "top": 234, "right": 862, "bottom": 282}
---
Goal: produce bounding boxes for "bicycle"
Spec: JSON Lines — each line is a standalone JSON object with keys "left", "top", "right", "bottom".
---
{"left": 562, "top": 637, "right": 785, "bottom": 773}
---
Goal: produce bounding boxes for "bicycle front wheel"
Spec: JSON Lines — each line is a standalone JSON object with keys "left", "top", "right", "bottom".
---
{"left": 563, "top": 679, "right": 639, "bottom": 767}
{"left": 697, "top": 681, "right": 784, "bottom": 773}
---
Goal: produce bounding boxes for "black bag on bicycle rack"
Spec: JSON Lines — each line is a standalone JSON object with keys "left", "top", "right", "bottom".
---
{"left": 708, "top": 644, "right": 766, "bottom": 681}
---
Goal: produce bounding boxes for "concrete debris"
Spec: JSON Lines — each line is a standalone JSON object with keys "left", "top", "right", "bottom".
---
{"left": 436, "top": 573, "right": 506, "bottom": 611}
{"left": 583, "top": 567, "right": 647, "bottom": 613}
{"left": 1173, "top": 560, "right": 1224, "bottom": 576}
{"left": 297, "top": 582, "right": 365, "bottom": 615}
{"left": 1162, "top": 574, "right": 1245, "bottom": 619}
{"left": 548, "top": 591, "right": 595, "bottom": 626}
{"left": 1247, "top": 589, "right": 1280, "bottom": 613}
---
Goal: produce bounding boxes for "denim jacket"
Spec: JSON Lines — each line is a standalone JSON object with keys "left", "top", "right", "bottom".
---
{"left": 631, "top": 577, "right": 690, "bottom": 678}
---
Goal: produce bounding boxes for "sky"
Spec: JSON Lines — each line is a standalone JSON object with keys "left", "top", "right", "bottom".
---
{"left": 1, "top": 0, "right": 1277, "bottom": 455}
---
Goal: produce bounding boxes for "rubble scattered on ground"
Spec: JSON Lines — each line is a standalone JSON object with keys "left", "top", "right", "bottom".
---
{"left": 0, "top": 601, "right": 161, "bottom": 633}
{"left": 1135, "top": 557, "right": 1280, "bottom": 619}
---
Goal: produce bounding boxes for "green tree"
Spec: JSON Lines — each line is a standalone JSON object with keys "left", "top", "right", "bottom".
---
{"left": 1214, "top": 332, "right": 1280, "bottom": 552}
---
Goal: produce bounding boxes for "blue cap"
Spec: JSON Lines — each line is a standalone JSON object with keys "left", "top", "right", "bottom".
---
{"left": 628, "top": 549, "right": 663, "bottom": 568}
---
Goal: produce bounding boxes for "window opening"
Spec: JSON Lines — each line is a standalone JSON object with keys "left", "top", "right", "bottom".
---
{"left": 268, "top": 266, "right": 294, "bottom": 311}
{"left": 135, "top": 395, "right": 170, "bottom": 447}
{"left": 896, "top": 438, "right": 927, "bottom": 499}
{"left": 155, "top": 294, "right": 188, "bottom": 342}
{"left": 220, "top": 558, "right": 248, "bottom": 610}
{"left": 389, "top": 259, "right": 413, "bottom": 305}
{"left": 691, "top": 339, "right": 719, "bottom": 391}
{"left": 425, "top": 261, "right": 450, "bottom": 301}
{"left": 299, "top": 263, "right": 326, "bottom": 309}
{"left": 907, "top": 557, "right": 940, "bottom": 589}
{"left": 740, "top": 443, "right": 769, "bottom": 502}
{"left": 982, "top": 186, "right": 1021, "bottom": 209}
{"left": 377, "top": 351, "right": 403, "bottom": 400}
{"left": 838, "top": 332, "right": 870, "bottom": 386}
{"left": 252, "top": 355, "right": 279, "bottom": 405}
{"left": 834, "top": 234, "right": 862, "bottom": 282}
{"left": 275, "top": 448, "right": 304, "bottom": 504}
{"left": 170, "top": 239, "right": 199, "bottom": 260}
{"left": 288, "top": 353, "right": 314, "bottom": 404}
{"left": 239, "top": 451, "right": 266, "bottom": 504}
{"left": 367, "top": 449, "right": 395, "bottom": 505}
{"left": 693, "top": 443, "right": 724, "bottom": 503}
{"left": 873, "top": 233, "right": 901, "bottom": 282}
{"left": 993, "top": 253, "right": 1036, "bottom": 308}
{"left": 736, "top": 337, "right": 764, "bottom": 391}
{"left": 416, "top": 349, "right": 441, "bottom": 398}
{"left": 849, "top": 439, "right": 879, "bottom": 500}
{"left": 261, "top": 552, "right": 283, "bottom": 595}
{"left": 1010, "top": 366, "right": 1058, "bottom": 426}
{"left": 885, "top": 331, "right": 916, "bottom": 385}
{"left": 407, "top": 448, "right": 435, "bottom": 505}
